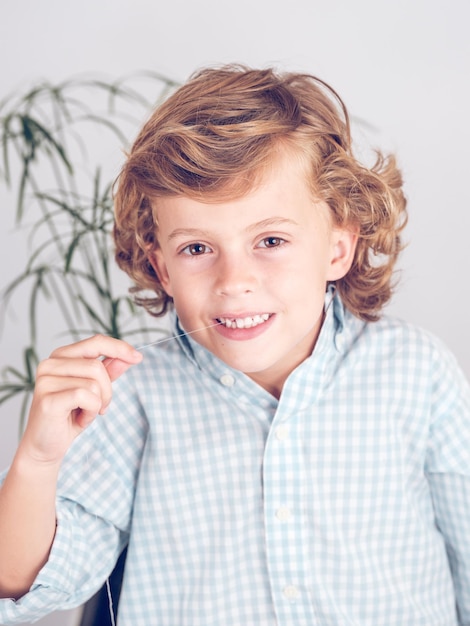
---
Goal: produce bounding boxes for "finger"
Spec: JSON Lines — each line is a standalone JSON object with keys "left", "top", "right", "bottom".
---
{"left": 34, "top": 375, "right": 111, "bottom": 413}
{"left": 38, "top": 356, "right": 113, "bottom": 379}
{"left": 50, "top": 335, "right": 142, "bottom": 364}
{"left": 32, "top": 386, "right": 104, "bottom": 426}
{"left": 38, "top": 351, "right": 142, "bottom": 388}
{"left": 36, "top": 359, "right": 114, "bottom": 405}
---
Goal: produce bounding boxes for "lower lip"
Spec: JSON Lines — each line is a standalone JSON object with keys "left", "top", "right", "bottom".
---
{"left": 213, "top": 315, "right": 275, "bottom": 341}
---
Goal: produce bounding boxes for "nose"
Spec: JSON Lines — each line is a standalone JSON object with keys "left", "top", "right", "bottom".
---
{"left": 215, "top": 251, "right": 259, "bottom": 297}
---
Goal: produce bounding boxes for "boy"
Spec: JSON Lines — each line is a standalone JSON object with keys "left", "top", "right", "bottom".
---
{"left": 0, "top": 65, "right": 469, "bottom": 625}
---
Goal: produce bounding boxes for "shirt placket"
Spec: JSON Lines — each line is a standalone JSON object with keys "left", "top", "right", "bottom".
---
{"left": 263, "top": 353, "right": 331, "bottom": 625}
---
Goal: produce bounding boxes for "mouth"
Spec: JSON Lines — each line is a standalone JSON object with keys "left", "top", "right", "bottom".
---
{"left": 216, "top": 313, "right": 271, "bottom": 329}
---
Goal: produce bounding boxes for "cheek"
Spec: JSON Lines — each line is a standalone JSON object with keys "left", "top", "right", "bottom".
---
{"left": 292, "top": 246, "right": 332, "bottom": 285}
{"left": 168, "top": 275, "right": 202, "bottom": 308}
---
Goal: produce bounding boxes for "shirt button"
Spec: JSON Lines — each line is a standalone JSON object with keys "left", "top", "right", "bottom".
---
{"left": 275, "top": 424, "right": 289, "bottom": 441}
{"left": 283, "top": 585, "right": 300, "bottom": 601}
{"left": 219, "top": 373, "right": 235, "bottom": 387}
{"left": 276, "top": 506, "right": 292, "bottom": 521}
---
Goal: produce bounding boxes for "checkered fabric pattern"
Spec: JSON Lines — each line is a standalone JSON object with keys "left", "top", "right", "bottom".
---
{"left": 1, "top": 294, "right": 469, "bottom": 625}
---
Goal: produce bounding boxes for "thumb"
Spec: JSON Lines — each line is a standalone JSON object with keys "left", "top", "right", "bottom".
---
{"left": 102, "top": 354, "right": 143, "bottom": 382}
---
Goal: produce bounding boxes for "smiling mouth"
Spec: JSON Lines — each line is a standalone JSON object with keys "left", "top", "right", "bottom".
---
{"left": 216, "top": 314, "right": 271, "bottom": 329}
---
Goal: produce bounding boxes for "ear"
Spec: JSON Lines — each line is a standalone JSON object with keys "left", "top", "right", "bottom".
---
{"left": 326, "top": 227, "right": 358, "bottom": 282}
{"left": 148, "top": 249, "right": 174, "bottom": 297}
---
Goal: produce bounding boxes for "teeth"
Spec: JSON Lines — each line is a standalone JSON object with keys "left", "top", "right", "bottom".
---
{"left": 218, "top": 314, "right": 270, "bottom": 329}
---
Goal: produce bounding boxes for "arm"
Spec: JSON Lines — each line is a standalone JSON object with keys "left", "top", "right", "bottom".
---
{"left": 0, "top": 335, "right": 142, "bottom": 599}
{"left": 425, "top": 344, "right": 470, "bottom": 625}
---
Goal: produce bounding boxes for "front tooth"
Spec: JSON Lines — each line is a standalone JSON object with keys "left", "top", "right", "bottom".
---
{"left": 219, "top": 314, "right": 270, "bottom": 329}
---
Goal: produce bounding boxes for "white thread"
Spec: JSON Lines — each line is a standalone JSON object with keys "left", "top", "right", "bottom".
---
{"left": 106, "top": 578, "right": 116, "bottom": 626}
{"left": 324, "top": 283, "right": 336, "bottom": 313}
{"left": 135, "top": 321, "right": 221, "bottom": 351}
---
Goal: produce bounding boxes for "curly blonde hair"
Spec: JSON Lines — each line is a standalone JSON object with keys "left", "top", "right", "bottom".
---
{"left": 114, "top": 65, "right": 407, "bottom": 321}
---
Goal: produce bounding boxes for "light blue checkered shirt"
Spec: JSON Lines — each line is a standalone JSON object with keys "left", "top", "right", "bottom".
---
{"left": 1, "top": 294, "right": 470, "bottom": 625}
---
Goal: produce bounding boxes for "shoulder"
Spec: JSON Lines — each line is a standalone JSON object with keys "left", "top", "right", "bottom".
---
{"left": 344, "top": 310, "right": 469, "bottom": 413}
{"left": 345, "top": 309, "right": 455, "bottom": 364}
{"left": 339, "top": 307, "right": 468, "bottom": 392}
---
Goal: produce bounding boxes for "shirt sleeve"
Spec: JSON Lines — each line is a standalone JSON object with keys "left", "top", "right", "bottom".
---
{"left": 0, "top": 371, "right": 148, "bottom": 625}
{"left": 425, "top": 340, "right": 470, "bottom": 625}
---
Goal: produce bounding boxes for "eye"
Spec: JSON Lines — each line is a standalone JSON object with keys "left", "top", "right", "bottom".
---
{"left": 181, "top": 242, "right": 211, "bottom": 256}
{"left": 258, "top": 236, "right": 285, "bottom": 248}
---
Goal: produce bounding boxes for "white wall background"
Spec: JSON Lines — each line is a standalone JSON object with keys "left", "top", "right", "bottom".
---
{"left": 0, "top": 1, "right": 469, "bottom": 624}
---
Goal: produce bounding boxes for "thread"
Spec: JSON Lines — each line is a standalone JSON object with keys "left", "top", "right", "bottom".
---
{"left": 105, "top": 578, "right": 116, "bottom": 626}
{"left": 135, "top": 321, "right": 221, "bottom": 351}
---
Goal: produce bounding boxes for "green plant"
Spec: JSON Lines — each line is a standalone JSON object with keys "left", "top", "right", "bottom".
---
{"left": 0, "top": 72, "right": 178, "bottom": 430}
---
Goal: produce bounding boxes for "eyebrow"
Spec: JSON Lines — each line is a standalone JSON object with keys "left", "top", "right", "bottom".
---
{"left": 167, "top": 217, "right": 299, "bottom": 241}
{"left": 246, "top": 217, "right": 299, "bottom": 232}
{"left": 167, "top": 227, "right": 213, "bottom": 242}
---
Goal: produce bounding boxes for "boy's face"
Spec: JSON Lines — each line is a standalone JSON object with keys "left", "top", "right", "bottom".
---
{"left": 150, "top": 154, "right": 357, "bottom": 398}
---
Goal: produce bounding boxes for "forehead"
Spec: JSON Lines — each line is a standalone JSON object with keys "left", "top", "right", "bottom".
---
{"left": 152, "top": 153, "right": 331, "bottom": 238}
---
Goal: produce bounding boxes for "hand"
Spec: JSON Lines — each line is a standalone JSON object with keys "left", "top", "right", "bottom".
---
{"left": 19, "top": 335, "right": 143, "bottom": 466}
